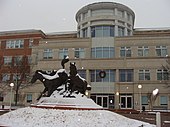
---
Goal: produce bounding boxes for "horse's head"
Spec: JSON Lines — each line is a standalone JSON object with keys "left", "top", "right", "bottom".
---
{"left": 31, "top": 70, "right": 44, "bottom": 84}
{"left": 69, "top": 62, "right": 77, "bottom": 76}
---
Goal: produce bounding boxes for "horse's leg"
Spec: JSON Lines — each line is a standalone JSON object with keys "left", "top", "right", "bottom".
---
{"left": 37, "top": 87, "right": 48, "bottom": 100}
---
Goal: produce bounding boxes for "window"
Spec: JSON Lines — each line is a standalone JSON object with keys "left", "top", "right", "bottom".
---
{"left": 14, "top": 56, "right": 22, "bottom": 66}
{"left": 27, "top": 94, "right": 32, "bottom": 103}
{"left": 90, "top": 70, "right": 115, "bottom": 82}
{"left": 6, "top": 40, "right": 24, "bottom": 49}
{"left": 138, "top": 46, "right": 149, "bottom": 57}
{"left": 4, "top": 56, "right": 12, "bottom": 65}
{"left": 117, "top": 10, "right": 124, "bottom": 18}
{"left": 13, "top": 74, "right": 21, "bottom": 81}
{"left": 2, "top": 74, "right": 10, "bottom": 81}
{"left": 91, "top": 47, "right": 114, "bottom": 58}
{"left": 119, "top": 69, "right": 133, "bottom": 82}
{"left": 142, "top": 96, "right": 148, "bottom": 105}
{"left": 77, "top": 70, "right": 86, "bottom": 79}
{"left": 29, "top": 39, "right": 33, "bottom": 48}
{"left": 156, "top": 46, "right": 167, "bottom": 57}
{"left": 75, "top": 48, "right": 85, "bottom": 58}
{"left": 82, "top": 28, "right": 88, "bottom": 38}
{"left": 127, "top": 13, "right": 130, "bottom": 21}
{"left": 160, "top": 96, "right": 168, "bottom": 105}
{"left": 120, "top": 47, "right": 131, "bottom": 57}
{"left": 157, "top": 70, "right": 169, "bottom": 80}
{"left": 118, "top": 27, "right": 124, "bottom": 36}
{"left": 91, "top": 26, "right": 114, "bottom": 37}
{"left": 82, "top": 12, "right": 88, "bottom": 20}
{"left": 59, "top": 48, "right": 68, "bottom": 59}
{"left": 43, "top": 49, "right": 53, "bottom": 59}
{"left": 139, "top": 70, "right": 150, "bottom": 80}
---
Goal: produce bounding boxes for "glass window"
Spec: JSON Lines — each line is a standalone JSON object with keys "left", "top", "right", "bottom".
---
{"left": 142, "top": 96, "right": 148, "bottom": 105}
{"left": 43, "top": 49, "right": 53, "bottom": 59}
{"left": 59, "top": 48, "right": 68, "bottom": 59}
{"left": 27, "top": 94, "right": 32, "bottom": 103}
{"left": 118, "top": 27, "right": 124, "bottom": 36}
{"left": 91, "top": 26, "right": 114, "bottom": 37}
{"left": 139, "top": 70, "right": 150, "bottom": 80}
{"left": 75, "top": 48, "right": 85, "bottom": 58}
{"left": 160, "top": 96, "right": 168, "bottom": 105}
{"left": 157, "top": 70, "right": 169, "bottom": 80}
{"left": 120, "top": 47, "right": 131, "bottom": 57}
{"left": 2, "top": 74, "right": 10, "bottom": 81}
{"left": 77, "top": 70, "right": 86, "bottom": 79}
{"left": 91, "top": 47, "right": 114, "bottom": 58}
{"left": 119, "top": 69, "right": 133, "bottom": 82}
{"left": 4, "top": 56, "right": 12, "bottom": 65}
{"left": 156, "top": 46, "right": 167, "bottom": 57}
{"left": 90, "top": 70, "right": 115, "bottom": 82}
{"left": 6, "top": 40, "right": 24, "bottom": 49}
{"left": 82, "top": 28, "right": 88, "bottom": 38}
{"left": 138, "top": 46, "right": 149, "bottom": 57}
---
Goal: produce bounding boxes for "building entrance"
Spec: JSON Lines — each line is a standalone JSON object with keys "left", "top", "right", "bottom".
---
{"left": 120, "top": 96, "right": 132, "bottom": 109}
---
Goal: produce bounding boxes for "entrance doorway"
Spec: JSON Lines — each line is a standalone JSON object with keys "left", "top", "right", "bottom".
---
{"left": 120, "top": 96, "right": 133, "bottom": 109}
{"left": 96, "top": 96, "right": 108, "bottom": 108}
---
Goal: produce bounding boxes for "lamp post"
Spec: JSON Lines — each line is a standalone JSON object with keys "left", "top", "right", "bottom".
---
{"left": 138, "top": 84, "right": 142, "bottom": 113}
{"left": 9, "top": 83, "right": 14, "bottom": 111}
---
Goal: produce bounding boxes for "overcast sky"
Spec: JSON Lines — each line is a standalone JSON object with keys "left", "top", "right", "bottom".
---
{"left": 0, "top": 0, "right": 170, "bottom": 33}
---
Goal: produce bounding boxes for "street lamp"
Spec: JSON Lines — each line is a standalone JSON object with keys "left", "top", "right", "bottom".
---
{"left": 9, "top": 83, "right": 14, "bottom": 111}
{"left": 152, "top": 88, "right": 159, "bottom": 96}
{"left": 138, "top": 84, "right": 142, "bottom": 113}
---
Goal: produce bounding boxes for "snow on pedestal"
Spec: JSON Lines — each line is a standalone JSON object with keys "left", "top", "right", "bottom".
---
{"left": 31, "top": 88, "right": 102, "bottom": 110}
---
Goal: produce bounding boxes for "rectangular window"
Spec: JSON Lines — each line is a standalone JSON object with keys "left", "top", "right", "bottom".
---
{"left": 142, "top": 96, "right": 148, "bottom": 105}
{"left": 138, "top": 46, "right": 149, "bottom": 57}
{"left": 4, "top": 56, "right": 12, "bottom": 65}
{"left": 6, "top": 40, "right": 24, "bottom": 49}
{"left": 91, "top": 47, "right": 114, "bottom": 58}
{"left": 43, "top": 49, "right": 53, "bottom": 59}
{"left": 27, "top": 94, "right": 32, "bottom": 103}
{"left": 90, "top": 26, "right": 114, "bottom": 37}
{"left": 118, "top": 27, "right": 124, "bottom": 36}
{"left": 119, "top": 69, "right": 133, "bottom": 82}
{"left": 2, "top": 74, "right": 10, "bottom": 81}
{"left": 139, "top": 70, "right": 150, "bottom": 80}
{"left": 59, "top": 48, "right": 68, "bottom": 59}
{"left": 156, "top": 46, "right": 167, "bottom": 57}
{"left": 90, "top": 70, "right": 115, "bottom": 82}
{"left": 77, "top": 70, "right": 86, "bottom": 79}
{"left": 160, "top": 96, "right": 168, "bottom": 105}
{"left": 74, "top": 48, "right": 85, "bottom": 58}
{"left": 82, "top": 28, "right": 88, "bottom": 38}
{"left": 120, "top": 47, "right": 131, "bottom": 57}
{"left": 157, "top": 70, "right": 169, "bottom": 80}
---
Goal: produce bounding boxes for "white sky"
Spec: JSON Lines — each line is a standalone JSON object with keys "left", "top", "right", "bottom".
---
{"left": 0, "top": 0, "right": 170, "bottom": 33}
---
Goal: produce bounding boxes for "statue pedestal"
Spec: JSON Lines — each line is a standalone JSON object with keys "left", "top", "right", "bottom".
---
{"left": 31, "top": 90, "right": 103, "bottom": 110}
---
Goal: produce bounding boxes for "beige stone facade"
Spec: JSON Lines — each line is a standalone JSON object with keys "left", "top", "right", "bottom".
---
{"left": 1, "top": 2, "right": 170, "bottom": 111}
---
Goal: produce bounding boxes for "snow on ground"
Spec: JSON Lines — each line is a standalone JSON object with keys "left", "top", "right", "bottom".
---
{"left": 0, "top": 107, "right": 156, "bottom": 127}
{"left": 0, "top": 89, "right": 156, "bottom": 127}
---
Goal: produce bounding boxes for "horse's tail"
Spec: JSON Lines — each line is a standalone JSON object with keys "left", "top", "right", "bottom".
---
{"left": 61, "top": 56, "right": 69, "bottom": 69}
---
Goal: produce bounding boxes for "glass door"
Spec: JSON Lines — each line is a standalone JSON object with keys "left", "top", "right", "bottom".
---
{"left": 120, "top": 96, "right": 132, "bottom": 109}
{"left": 96, "top": 96, "right": 108, "bottom": 108}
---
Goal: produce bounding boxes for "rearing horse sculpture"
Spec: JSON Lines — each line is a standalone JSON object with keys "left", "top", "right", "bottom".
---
{"left": 31, "top": 69, "right": 68, "bottom": 100}
{"left": 68, "top": 62, "right": 91, "bottom": 95}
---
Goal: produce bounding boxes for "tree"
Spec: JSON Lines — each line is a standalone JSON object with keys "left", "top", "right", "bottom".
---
{"left": 0, "top": 55, "right": 32, "bottom": 106}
